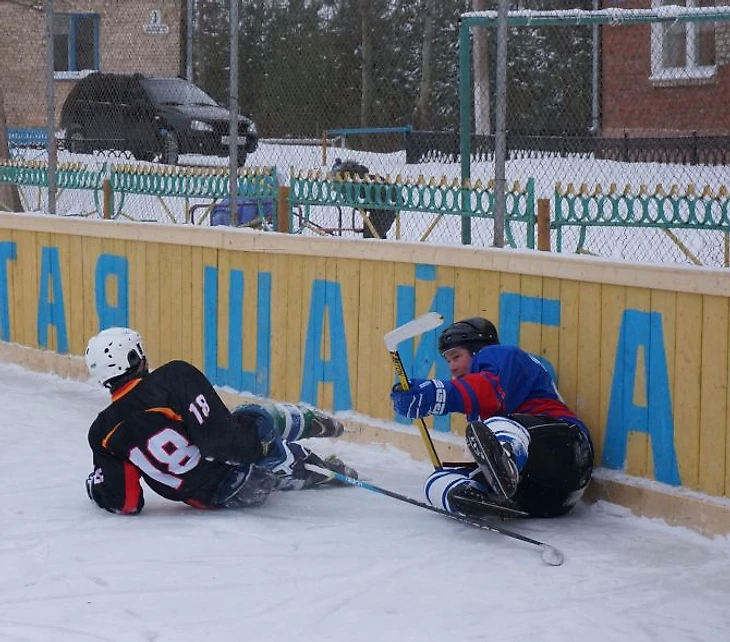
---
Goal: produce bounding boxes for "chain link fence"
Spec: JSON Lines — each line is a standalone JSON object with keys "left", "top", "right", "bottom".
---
{"left": 3, "top": 1, "right": 730, "bottom": 265}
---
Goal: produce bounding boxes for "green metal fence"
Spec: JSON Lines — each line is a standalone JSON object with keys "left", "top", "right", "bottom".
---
{"left": 553, "top": 182, "right": 730, "bottom": 266}
{"left": 0, "top": 160, "right": 279, "bottom": 225}
{"left": 288, "top": 169, "right": 536, "bottom": 247}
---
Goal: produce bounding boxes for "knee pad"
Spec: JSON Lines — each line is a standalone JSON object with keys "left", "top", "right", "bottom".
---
{"left": 483, "top": 416, "right": 531, "bottom": 471}
{"left": 424, "top": 468, "right": 475, "bottom": 512}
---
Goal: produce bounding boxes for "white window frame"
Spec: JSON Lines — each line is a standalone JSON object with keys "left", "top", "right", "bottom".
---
{"left": 650, "top": 0, "right": 717, "bottom": 82}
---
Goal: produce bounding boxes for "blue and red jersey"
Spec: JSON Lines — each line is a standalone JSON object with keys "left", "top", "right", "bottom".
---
{"left": 442, "top": 344, "right": 590, "bottom": 439}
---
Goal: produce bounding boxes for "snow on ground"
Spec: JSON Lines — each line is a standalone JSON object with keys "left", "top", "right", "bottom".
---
{"left": 11, "top": 141, "right": 730, "bottom": 266}
{"left": 1, "top": 361, "right": 729, "bottom": 642}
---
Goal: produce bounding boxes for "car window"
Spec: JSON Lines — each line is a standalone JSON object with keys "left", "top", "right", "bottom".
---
{"left": 118, "top": 78, "right": 141, "bottom": 105}
{"left": 140, "top": 79, "right": 218, "bottom": 107}
{"left": 89, "top": 75, "right": 121, "bottom": 103}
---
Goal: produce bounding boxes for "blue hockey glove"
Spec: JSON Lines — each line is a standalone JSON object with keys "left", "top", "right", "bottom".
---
{"left": 390, "top": 378, "right": 449, "bottom": 418}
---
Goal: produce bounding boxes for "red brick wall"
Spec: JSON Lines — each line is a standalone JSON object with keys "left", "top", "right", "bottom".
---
{"left": 601, "top": 0, "right": 730, "bottom": 137}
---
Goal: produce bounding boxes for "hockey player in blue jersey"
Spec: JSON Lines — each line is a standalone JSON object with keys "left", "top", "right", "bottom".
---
{"left": 390, "top": 317, "right": 594, "bottom": 518}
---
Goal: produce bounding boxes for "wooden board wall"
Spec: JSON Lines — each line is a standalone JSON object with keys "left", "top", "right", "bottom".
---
{"left": 1, "top": 213, "right": 728, "bottom": 499}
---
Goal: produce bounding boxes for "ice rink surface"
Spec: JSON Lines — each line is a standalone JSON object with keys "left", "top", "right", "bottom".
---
{"left": 1, "top": 362, "right": 728, "bottom": 642}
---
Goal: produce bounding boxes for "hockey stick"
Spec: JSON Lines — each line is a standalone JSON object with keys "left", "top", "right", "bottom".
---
{"left": 305, "top": 463, "right": 564, "bottom": 566}
{"left": 384, "top": 312, "right": 445, "bottom": 469}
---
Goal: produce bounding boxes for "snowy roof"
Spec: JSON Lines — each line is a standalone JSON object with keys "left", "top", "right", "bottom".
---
{"left": 461, "top": 6, "right": 730, "bottom": 27}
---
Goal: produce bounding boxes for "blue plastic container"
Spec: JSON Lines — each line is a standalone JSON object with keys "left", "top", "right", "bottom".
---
{"left": 211, "top": 198, "right": 274, "bottom": 226}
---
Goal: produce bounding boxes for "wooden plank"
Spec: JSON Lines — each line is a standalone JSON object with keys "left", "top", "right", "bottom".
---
{"left": 17, "top": 230, "right": 39, "bottom": 348}
{"left": 356, "top": 257, "right": 375, "bottom": 416}
{"left": 142, "top": 242, "right": 161, "bottom": 368}
{"left": 191, "top": 246, "right": 216, "bottom": 371}
{"left": 35, "top": 231, "right": 54, "bottom": 350}
{"left": 477, "top": 269, "right": 501, "bottom": 324}
{"left": 698, "top": 295, "right": 729, "bottom": 496}
{"left": 598, "top": 283, "right": 625, "bottom": 465}
{"left": 499, "top": 271, "right": 522, "bottom": 346}
{"left": 371, "top": 259, "right": 397, "bottom": 421}
{"left": 283, "top": 253, "right": 304, "bottom": 403}
{"left": 307, "top": 254, "right": 327, "bottom": 408}
{"left": 541, "top": 276, "right": 562, "bottom": 388}
{"left": 576, "top": 282, "right": 602, "bottom": 459}
{"left": 673, "top": 292, "right": 703, "bottom": 490}
{"left": 179, "top": 244, "right": 193, "bottom": 362}
{"left": 453, "top": 266, "right": 481, "bottom": 322}
{"left": 320, "top": 255, "right": 338, "bottom": 411}
{"left": 557, "top": 280, "right": 580, "bottom": 413}
{"left": 80, "top": 234, "right": 101, "bottom": 346}
{"left": 257, "top": 246, "right": 279, "bottom": 400}
{"left": 216, "top": 248, "right": 233, "bottom": 386}
{"left": 624, "top": 286, "right": 651, "bottom": 479}
{"left": 518, "top": 273, "right": 543, "bottom": 359}
{"left": 60, "top": 232, "right": 84, "bottom": 355}
{"left": 4, "top": 230, "right": 18, "bottom": 345}
{"left": 238, "top": 247, "right": 260, "bottom": 395}
{"left": 156, "top": 243, "right": 180, "bottom": 363}
{"left": 267, "top": 251, "right": 287, "bottom": 401}
{"left": 125, "top": 239, "right": 142, "bottom": 333}
{"left": 648, "top": 288, "right": 677, "bottom": 483}
{"left": 336, "top": 256, "right": 360, "bottom": 415}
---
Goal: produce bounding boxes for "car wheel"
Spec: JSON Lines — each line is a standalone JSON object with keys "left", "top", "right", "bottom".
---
{"left": 161, "top": 130, "right": 179, "bottom": 165}
{"left": 66, "top": 128, "right": 88, "bottom": 154}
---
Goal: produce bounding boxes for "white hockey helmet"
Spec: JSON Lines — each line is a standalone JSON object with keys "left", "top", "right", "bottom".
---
{"left": 85, "top": 327, "right": 147, "bottom": 388}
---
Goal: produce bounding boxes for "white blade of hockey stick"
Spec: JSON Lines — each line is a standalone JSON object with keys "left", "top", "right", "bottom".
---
{"left": 384, "top": 312, "right": 444, "bottom": 352}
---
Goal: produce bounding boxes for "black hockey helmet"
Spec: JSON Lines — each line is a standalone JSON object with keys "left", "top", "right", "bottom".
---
{"left": 332, "top": 157, "right": 369, "bottom": 178}
{"left": 438, "top": 317, "right": 499, "bottom": 355}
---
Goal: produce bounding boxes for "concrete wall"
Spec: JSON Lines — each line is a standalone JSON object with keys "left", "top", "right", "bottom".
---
{"left": 1, "top": 212, "right": 730, "bottom": 534}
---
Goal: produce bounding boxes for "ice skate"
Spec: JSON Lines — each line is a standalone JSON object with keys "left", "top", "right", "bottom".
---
{"left": 447, "top": 482, "right": 526, "bottom": 519}
{"left": 308, "top": 410, "right": 345, "bottom": 438}
{"left": 465, "top": 421, "right": 520, "bottom": 503}
{"left": 303, "top": 453, "right": 358, "bottom": 487}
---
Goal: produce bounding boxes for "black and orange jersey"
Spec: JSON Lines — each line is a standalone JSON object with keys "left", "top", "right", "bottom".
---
{"left": 87, "top": 360, "right": 263, "bottom": 514}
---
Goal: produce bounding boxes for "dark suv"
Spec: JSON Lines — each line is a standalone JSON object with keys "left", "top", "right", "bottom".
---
{"left": 60, "top": 73, "right": 258, "bottom": 165}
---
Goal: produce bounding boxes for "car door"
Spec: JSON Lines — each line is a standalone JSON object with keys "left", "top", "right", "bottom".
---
{"left": 119, "top": 78, "right": 160, "bottom": 157}
{"left": 90, "top": 75, "right": 127, "bottom": 151}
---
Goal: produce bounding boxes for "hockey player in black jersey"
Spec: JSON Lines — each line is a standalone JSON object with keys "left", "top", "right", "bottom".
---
{"left": 84, "top": 327, "right": 356, "bottom": 515}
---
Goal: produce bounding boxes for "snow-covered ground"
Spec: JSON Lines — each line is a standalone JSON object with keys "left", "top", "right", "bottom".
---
{"left": 10, "top": 140, "right": 730, "bottom": 266}
{"left": 1, "top": 361, "right": 729, "bottom": 642}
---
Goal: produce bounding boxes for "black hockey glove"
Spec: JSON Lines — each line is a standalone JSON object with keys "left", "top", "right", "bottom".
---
{"left": 86, "top": 469, "right": 104, "bottom": 508}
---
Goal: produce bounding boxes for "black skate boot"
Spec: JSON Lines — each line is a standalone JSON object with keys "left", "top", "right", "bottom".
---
{"left": 272, "top": 441, "right": 357, "bottom": 490}
{"left": 465, "top": 421, "right": 520, "bottom": 503}
{"left": 302, "top": 452, "right": 358, "bottom": 487}
{"left": 308, "top": 410, "right": 345, "bottom": 438}
{"left": 448, "top": 481, "right": 526, "bottom": 519}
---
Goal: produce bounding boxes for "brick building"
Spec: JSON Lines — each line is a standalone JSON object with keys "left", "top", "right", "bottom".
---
{"left": 601, "top": 0, "right": 730, "bottom": 137}
{"left": 0, "top": 0, "right": 182, "bottom": 129}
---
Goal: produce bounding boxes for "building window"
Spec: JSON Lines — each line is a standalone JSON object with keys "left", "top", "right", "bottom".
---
{"left": 651, "top": 0, "right": 716, "bottom": 82}
{"left": 54, "top": 13, "right": 100, "bottom": 77}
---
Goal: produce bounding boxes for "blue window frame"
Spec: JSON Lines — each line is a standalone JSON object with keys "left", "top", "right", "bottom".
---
{"left": 54, "top": 13, "right": 100, "bottom": 73}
